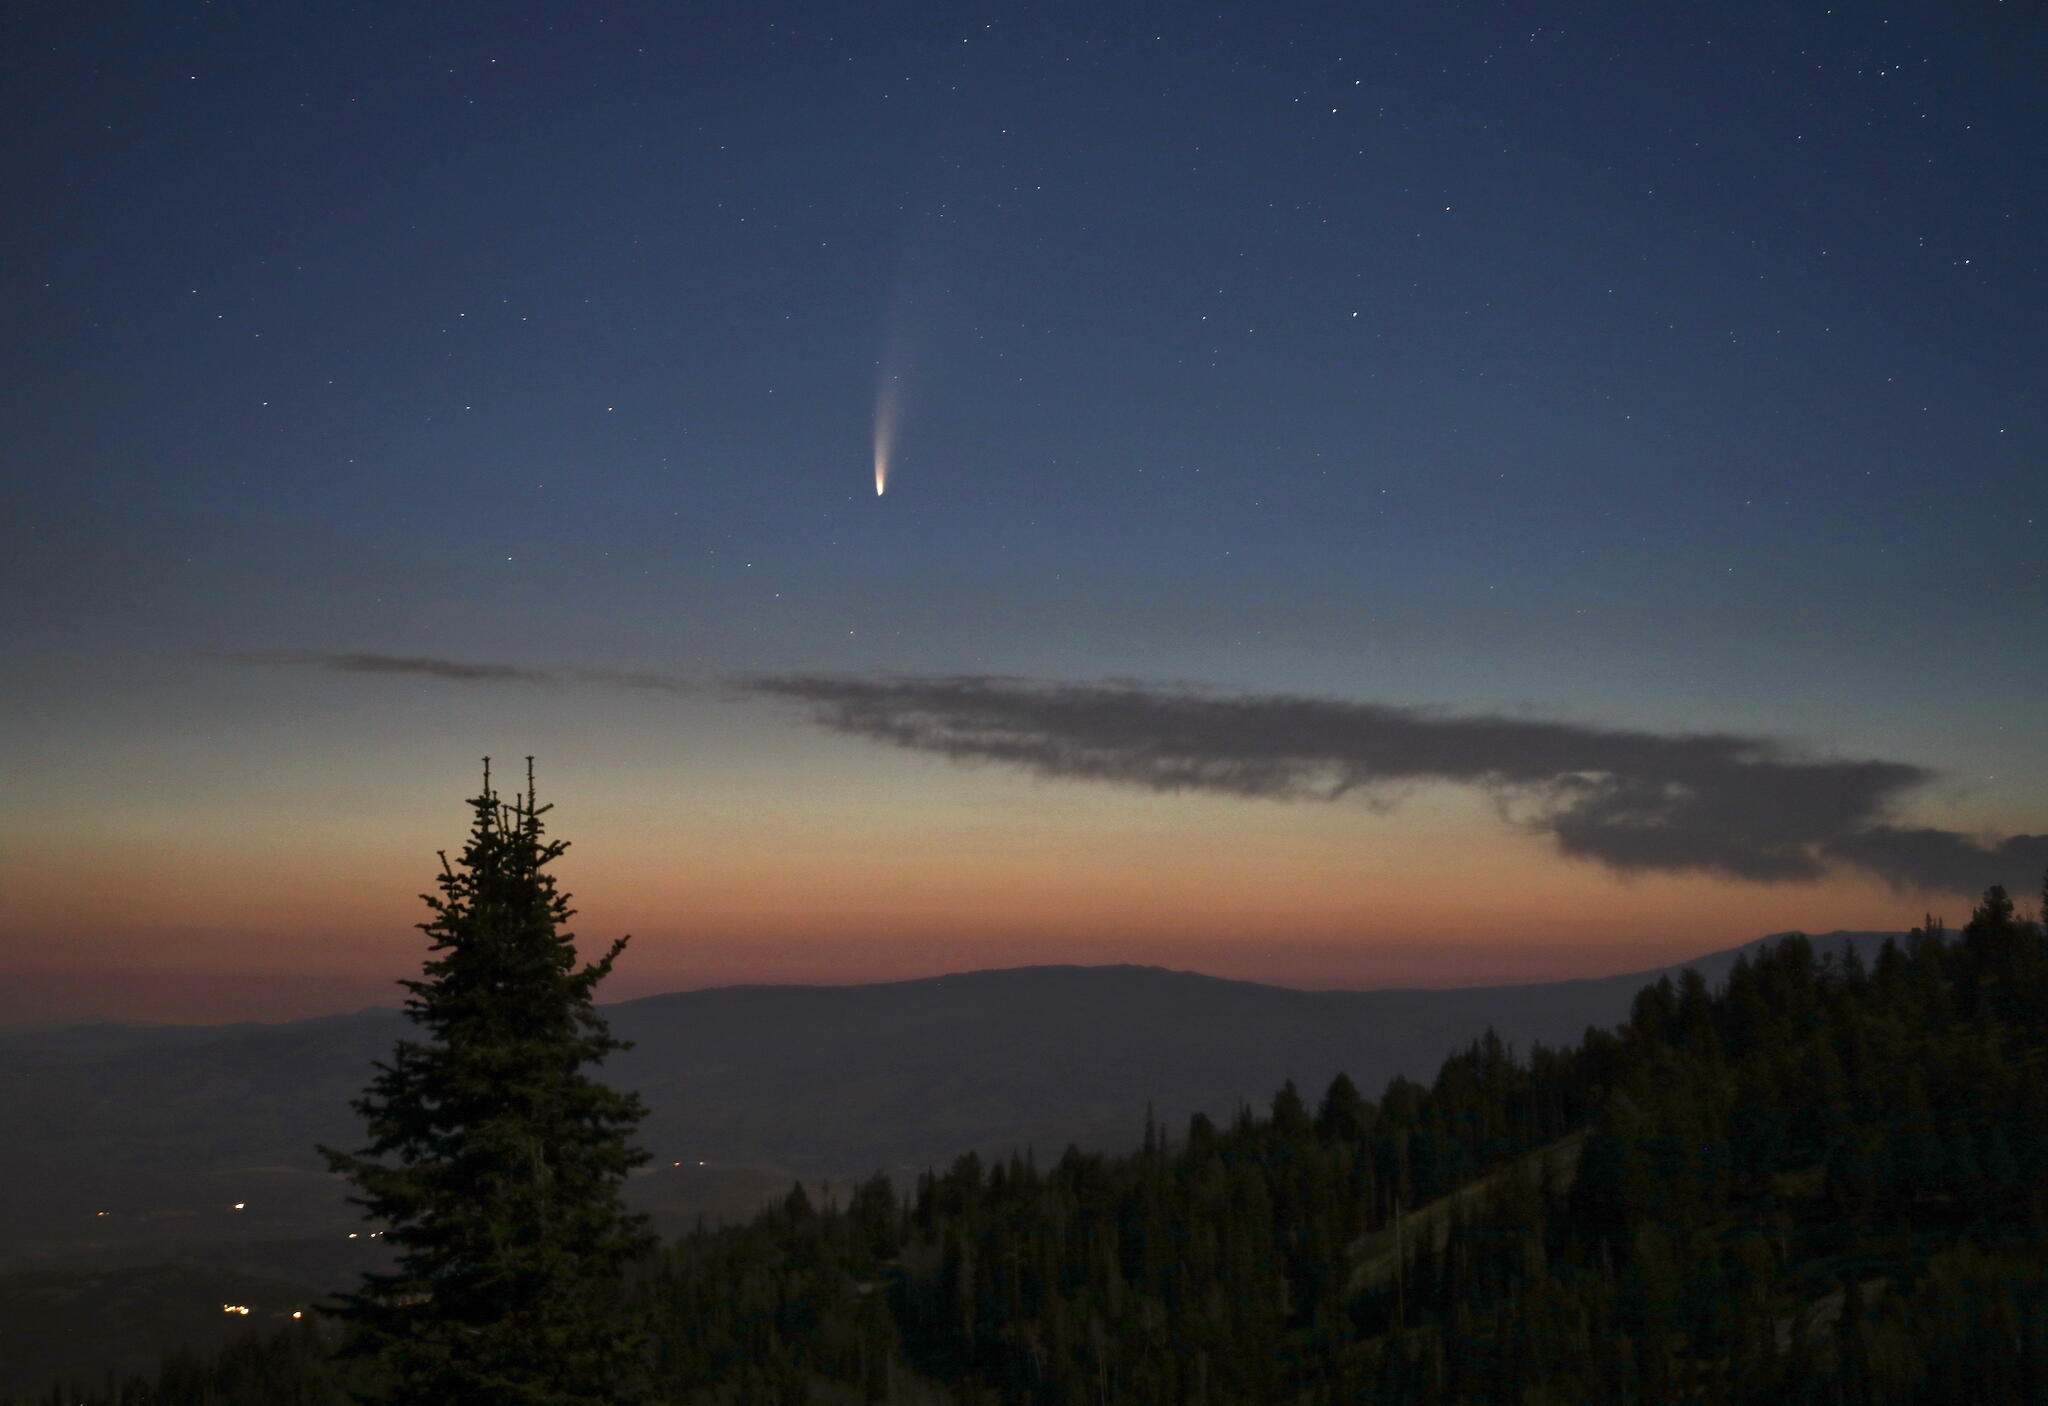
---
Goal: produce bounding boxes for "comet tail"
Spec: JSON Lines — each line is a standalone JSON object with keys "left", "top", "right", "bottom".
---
{"left": 872, "top": 372, "right": 900, "bottom": 497}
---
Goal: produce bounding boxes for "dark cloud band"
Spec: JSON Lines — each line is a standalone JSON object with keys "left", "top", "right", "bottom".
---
{"left": 743, "top": 673, "right": 2046, "bottom": 896}
{"left": 230, "top": 654, "right": 2042, "bottom": 895}
{"left": 229, "top": 650, "right": 693, "bottom": 694}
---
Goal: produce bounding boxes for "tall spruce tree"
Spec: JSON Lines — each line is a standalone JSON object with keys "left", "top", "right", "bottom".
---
{"left": 321, "top": 760, "right": 654, "bottom": 1404}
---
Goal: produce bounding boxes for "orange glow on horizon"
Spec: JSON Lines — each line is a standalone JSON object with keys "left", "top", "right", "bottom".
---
{"left": 1, "top": 758, "right": 1965, "bottom": 1024}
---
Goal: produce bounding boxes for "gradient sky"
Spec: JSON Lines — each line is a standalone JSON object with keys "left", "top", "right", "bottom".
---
{"left": 5, "top": 1, "right": 2044, "bottom": 1024}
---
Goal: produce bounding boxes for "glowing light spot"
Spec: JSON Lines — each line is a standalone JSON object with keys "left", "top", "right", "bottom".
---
{"left": 873, "top": 375, "right": 898, "bottom": 496}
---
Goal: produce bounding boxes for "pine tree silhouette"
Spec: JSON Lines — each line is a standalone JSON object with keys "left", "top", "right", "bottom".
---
{"left": 321, "top": 760, "right": 653, "bottom": 1404}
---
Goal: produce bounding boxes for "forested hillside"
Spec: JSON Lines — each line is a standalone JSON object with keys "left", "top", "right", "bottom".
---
{"left": 28, "top": 888, "right": 2047, "bottom": 1405}
{"left": 10, "top": 939, "right": 1886, "bottom": 1281}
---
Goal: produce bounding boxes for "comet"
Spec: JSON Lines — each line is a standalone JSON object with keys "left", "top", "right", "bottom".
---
{"left": 873, "top": 368, "right": 902, "bottom": 496}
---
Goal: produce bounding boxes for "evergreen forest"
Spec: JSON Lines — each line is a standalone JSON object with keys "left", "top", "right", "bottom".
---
{"left": 23, "top": 885, "right": 2048, "bottom": 1405}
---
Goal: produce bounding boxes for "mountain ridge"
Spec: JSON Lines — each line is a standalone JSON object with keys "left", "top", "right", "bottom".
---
{"left": 1, "top": 928, "right": 1901, "bottom": 1037}
{"left": 0, "top": 929, "right": 1898, "bottom": 1276}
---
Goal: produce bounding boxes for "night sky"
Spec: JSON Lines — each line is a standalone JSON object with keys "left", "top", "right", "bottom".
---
{"left": 6, "top": 2, "right": 2044, "bottom": 1023}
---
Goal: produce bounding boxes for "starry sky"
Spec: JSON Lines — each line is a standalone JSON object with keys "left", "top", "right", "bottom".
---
{"left": 5, "top": 1, "right": 2044, "bottom": 1023}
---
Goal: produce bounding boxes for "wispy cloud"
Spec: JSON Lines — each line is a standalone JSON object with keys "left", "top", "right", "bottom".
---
{"left": 229, "top": 650, "right": 694, "bottom": 694}
{"left": 743, "top": 673, "right": 2047, "bottom": 896}
{"left": 1821, "top": 826, "right": 2048, "bottom": 897}
{"left": 232, "top": 654, "right": 2043, "bottom": 895}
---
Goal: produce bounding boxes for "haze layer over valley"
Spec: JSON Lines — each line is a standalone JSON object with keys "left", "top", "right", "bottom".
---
{"left": 2, "top": 932, "right": 1889, "bottom": 1273}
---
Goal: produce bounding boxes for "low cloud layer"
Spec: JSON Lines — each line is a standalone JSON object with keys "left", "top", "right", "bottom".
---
{"left": 1821, "top": 826, "right": 2048, "bottom": 897}
{"left": 234, "top": 653, "right": 2042, "bottom": 896}
{"left": 745, "top": 673, "right": 2047, "bottom": 896}
{"left": 231, "top": 650, "right": 694, "bottom": 694}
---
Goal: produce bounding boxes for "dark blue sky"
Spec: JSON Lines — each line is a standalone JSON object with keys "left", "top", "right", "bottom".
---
{"left": 5, "top": 1, "right": 2044, "bottom": 1018}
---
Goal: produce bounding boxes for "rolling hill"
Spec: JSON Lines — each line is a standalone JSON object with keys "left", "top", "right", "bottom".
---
{"left": 0, "top": 932, "right": 1893, "bottom": 1272}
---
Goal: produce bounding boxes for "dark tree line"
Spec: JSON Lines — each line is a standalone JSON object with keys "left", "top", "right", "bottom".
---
{"left": 25, "top": 881, "right": 2048, "bottom": 1405}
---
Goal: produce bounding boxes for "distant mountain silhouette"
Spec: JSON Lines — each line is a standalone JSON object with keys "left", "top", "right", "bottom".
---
{"left": 601, "top": 931, "right": 1896, "bottom": 1180}
{"left": 0, "top": 931, "right": 1895, "bottom": 1277}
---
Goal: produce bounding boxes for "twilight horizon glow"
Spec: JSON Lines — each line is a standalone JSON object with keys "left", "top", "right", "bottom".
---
{"left": 2, "top": 1, "right": 2043, "bottom": 1025}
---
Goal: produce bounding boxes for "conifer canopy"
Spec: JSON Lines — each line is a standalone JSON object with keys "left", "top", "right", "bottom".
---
{"left": 320, "top": 760, "right": 653, "bottom": 1405}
